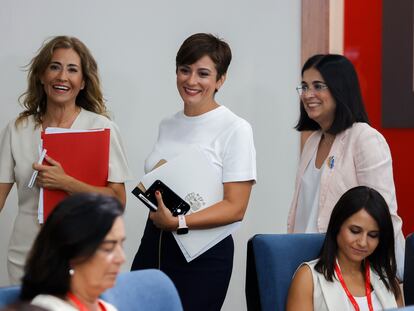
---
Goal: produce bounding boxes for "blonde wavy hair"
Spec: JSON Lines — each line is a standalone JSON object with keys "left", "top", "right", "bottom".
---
{"left": 17, "top": 36, "right": 108, "bottom": 126}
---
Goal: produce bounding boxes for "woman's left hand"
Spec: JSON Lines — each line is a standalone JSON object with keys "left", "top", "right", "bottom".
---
{"left": 149, "top": 191, "right": 178, "bottom": 231}
{"left": 34, "top": 155, "right": 71, "bottom": 190}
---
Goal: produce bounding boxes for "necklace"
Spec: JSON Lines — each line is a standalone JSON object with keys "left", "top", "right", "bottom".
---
{"left": 67, "top": 292, "right": 107, "bottom": 311}
{"left": 321, "top": 133, "right": 335, "bottom": 146}
{"left": 334, "top": 259, "right": 373, "bottom": 311}
{"left": 42, "top": 106, "right": 81, "bottom": 130}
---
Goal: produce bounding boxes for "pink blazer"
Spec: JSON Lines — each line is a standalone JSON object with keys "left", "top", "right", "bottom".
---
{"left": 287, "top": 123, "right": 405, "bottom": 276}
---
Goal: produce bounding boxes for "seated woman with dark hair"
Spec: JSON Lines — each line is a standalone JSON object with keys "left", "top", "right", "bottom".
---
{"left": 287, "top": 186, "right": 403, "bottom": 310}
{"left": 20, "top": 193, "right": 125, "bottom": 311}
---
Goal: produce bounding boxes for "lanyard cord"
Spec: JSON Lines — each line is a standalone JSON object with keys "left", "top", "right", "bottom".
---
{"left": 334, "top": 259, "right": 373, "bottom": 311}
{"left": 67, "top": 292, "right": 107, "bottom": 311}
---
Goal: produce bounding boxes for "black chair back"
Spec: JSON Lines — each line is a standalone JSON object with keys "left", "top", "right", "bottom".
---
{"left": 404, "top": 233, "right": 414, "bottom": 305}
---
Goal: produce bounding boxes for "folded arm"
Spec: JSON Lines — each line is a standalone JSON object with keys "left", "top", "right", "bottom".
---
{"left": 150, "top": 181, "right": 253, "bottom": 231}
{"left": 34, "top": 155, "right": 126, "bottom": 206}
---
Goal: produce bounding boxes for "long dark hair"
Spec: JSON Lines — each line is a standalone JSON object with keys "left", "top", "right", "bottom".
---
{"left": 20, "top": 193, "right": 123, "bottom": 300}
{"left": 315, "top": 186, "right": 400, "bottom": 298}
{"left": 295, "top": 54, "right": 369, "bottom": 134}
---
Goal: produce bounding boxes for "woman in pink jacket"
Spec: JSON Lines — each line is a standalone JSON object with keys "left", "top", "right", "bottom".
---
{"left": 287, "top": 54, "right": 405, "bottom": 279}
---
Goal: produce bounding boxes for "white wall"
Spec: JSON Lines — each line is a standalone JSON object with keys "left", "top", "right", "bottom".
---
{"left": 0, "top": 1, "right": 301, "bottom": 309}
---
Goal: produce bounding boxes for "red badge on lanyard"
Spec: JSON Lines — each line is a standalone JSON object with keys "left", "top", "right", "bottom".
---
{"left": 334, "top": 259, "right": 373, "bottom": 311}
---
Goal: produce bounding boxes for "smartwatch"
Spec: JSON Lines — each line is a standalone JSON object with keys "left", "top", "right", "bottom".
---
{"left": 177, "top": 215, "right": 189, "bottom": 235}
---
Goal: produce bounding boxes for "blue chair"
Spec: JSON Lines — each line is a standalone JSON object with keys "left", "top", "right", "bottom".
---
{"left": 0, "top": 286, "right": 20, "bottom": 308}
{"left": 404, "top": 233, "right": 414, "bottom": 306}
{"left": 246, "top": 233, "right": 325, "bottom": 311}
{"left": 0, "top": 270, "right": 182, "bottom": 310}
{"left": 387, "top": 307, "right": 414, "bottom": 311}
{"left": 102, "top": 269, "right": 183, "bottom": 311}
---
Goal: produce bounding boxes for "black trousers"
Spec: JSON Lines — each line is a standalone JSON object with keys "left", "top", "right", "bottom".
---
{"left": 131, "top": 219, "right": 234, "bottom": 311}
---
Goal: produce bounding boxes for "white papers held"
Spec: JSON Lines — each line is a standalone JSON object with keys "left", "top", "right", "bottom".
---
{"left": 28, "top": 147, "right": 47, "bottom": 188}
{"left": 140, "top": 146, "right": 241, "bottom": 262}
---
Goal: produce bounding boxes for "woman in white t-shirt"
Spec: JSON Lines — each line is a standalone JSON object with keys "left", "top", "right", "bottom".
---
{"left": 287, "top": 186, "right": 403, "bottom": 311}
{"left": 131, "top": 33, "right": 256, "bottom": 311}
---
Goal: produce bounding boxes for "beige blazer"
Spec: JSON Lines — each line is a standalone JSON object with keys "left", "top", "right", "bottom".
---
{"left": 304, "top": 259, "right": 398, "bottom": 311}
{"left": 287, "top": 123, "right": 405, "bottom": 278}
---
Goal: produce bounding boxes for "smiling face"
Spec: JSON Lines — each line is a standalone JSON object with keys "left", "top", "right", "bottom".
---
{"left": 336, "top": 208, "right": 380, "bottom": 265}
{"left": 300, "top": 67, "right": 336, "bottom": 131}
{"left": 176, "top": 55, "right": 225, "bottom": 116}
{"left": 70, "top": 217, "right": 126, "bottom": 296}
{"left": 41, "top": 48, "right": 85, "bottom": 108}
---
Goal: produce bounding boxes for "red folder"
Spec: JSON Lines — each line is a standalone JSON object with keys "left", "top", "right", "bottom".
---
{"left": 41, "top": 128, "right": 110, "bottom": 220}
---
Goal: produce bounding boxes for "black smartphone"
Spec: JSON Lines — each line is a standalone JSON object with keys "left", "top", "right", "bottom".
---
{"left": 131, "top": 186, "right": 158, "bottom": 212}
{"left": 132, "top": 180, "right": 190, "bottom": 216}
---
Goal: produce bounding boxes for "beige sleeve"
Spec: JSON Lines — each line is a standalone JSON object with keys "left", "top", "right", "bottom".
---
{"left": 0, "top": 121, "right": 15, "bottom": 182}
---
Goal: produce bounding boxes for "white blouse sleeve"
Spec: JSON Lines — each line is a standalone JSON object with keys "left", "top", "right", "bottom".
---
{"left": 222, "top": 120, "right": 257, "bottom": 183}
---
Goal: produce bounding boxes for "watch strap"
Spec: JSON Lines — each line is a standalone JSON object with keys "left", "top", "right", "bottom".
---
{"left": 177, "top": 215, "right": 188, "bottom": 234}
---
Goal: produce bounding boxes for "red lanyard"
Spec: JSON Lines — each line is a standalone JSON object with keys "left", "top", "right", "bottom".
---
{"left": 67, "top": 292, "right": 107, "bottom": 311}
{"left": 334, "top": 259, "right": 373, "bottom": 311}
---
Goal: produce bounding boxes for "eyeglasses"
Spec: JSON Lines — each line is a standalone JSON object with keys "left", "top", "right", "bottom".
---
{"left": 296, "top": 83, "right": 329, "bottom": 96}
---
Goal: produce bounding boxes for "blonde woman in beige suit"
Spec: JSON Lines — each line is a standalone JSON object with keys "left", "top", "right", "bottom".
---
{"left": 0, "top": 36, "right": 131, "bottom": 284}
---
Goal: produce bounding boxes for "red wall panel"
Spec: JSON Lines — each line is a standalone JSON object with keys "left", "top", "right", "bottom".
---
{"left": 344, "top": 0, "right": 414, "bottom": 235}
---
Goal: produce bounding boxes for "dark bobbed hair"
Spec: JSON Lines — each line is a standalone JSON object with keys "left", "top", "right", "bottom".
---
{"left": 295, "top": 54, "right": 369, "bottom": 134}
{"left": 315, "top": 186, "right": 400, "bottom": 298}
{"left": 20, "top": 193, "right": 123, "bottom": 301}
{"left": 176, "top": 33, "right": 232, "bottom": 82}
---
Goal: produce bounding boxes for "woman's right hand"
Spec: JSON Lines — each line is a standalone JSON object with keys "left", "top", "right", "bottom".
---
{"left": 149, "top": 191, "right": 178, "bottom": 231}
{"left": 33, "top": 155, "right": 126, "bottom": 206}
{"left": 34, "top": 155, "right": 71, "bottom": 190}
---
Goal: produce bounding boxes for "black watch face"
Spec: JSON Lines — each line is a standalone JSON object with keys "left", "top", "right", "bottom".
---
{"left": 177, "top": 227, "right": 189, "bottom": 235}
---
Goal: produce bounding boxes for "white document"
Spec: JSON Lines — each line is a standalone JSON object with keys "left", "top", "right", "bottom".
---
{"left": 44, "top": 127, "right": 106, "bottom": 134}
{"left": 140, "top": 146, "right": 241, "bottom": 262}
{"left": 38, "top": 188, "right": 44, "bottom": 224}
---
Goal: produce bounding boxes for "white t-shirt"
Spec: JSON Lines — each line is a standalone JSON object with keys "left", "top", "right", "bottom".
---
{"left": 145, "top": 106, "right": 256, "bottom": 184}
